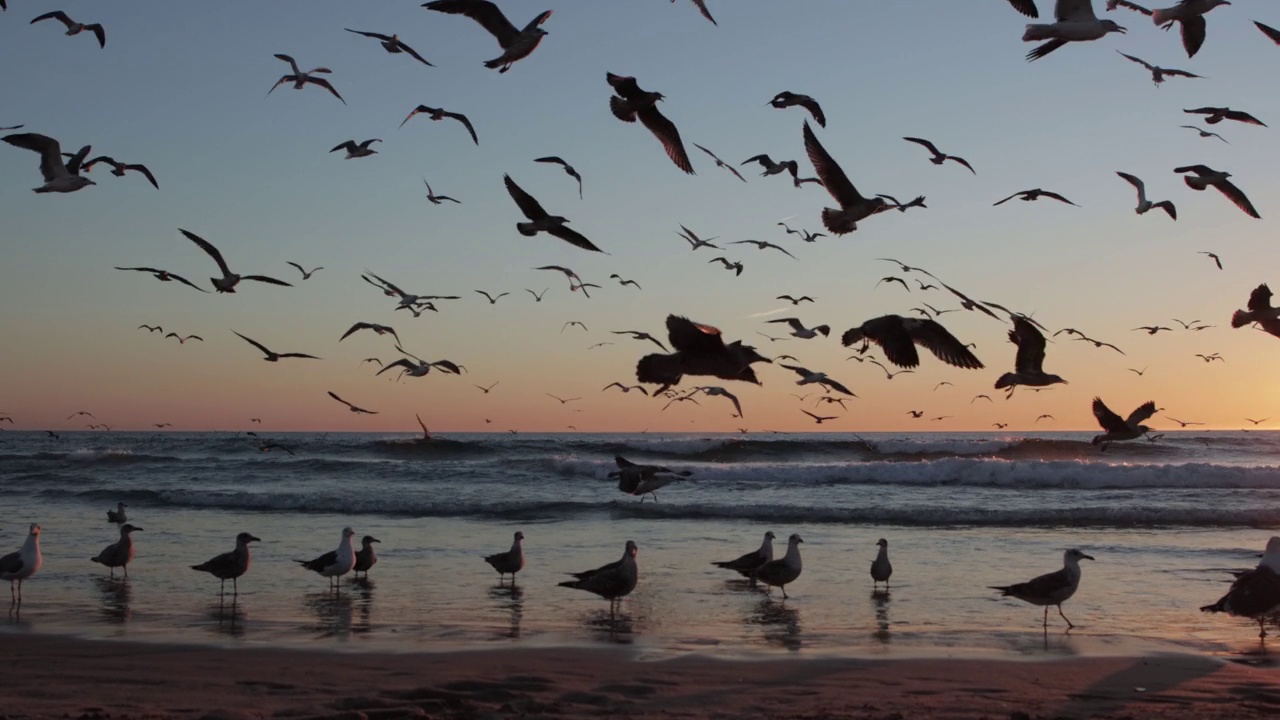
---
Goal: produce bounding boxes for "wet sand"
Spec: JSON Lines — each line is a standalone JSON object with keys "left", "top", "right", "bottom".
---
{"left": 3, "top": 634, "right": 1278, "bottom": 720}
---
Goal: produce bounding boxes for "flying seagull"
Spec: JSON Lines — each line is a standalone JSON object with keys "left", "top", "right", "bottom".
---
{"left": 708, "top": 256, "right": 743, "bottom": 276}
{"left": 603, "top": 382, "right": 648, "bottom": 395}
{"left": 801, "top": 409, "right": 838, "bottom": 425}
{"left": 1183, "top": 107, "right": 1265, "bottom": 127}
{"left": 328, "top": 391, "right": 377, "bottom": 415}
{"left": 777, "top": 295, "right": 815, "bottom": 305}
{"left": 1152, "top": 0, "right": 1232, "bottom": 58}
{"left": 422, "top": 0, "right": 552, "bottom": 73}
{"left": 340, "top": 321, "right": 399, "bottom": 343}
{"left": 840, "top": 315, "right": 983, "bottom": 370}
{"left": 546, "top": 393, "right": 580, "bottom": 405}
{"left": 1022, "top": 1, "right": 1127, "bottom": 62}
{"left": 779, "top": 223, "right": 828, "bottom": 242}
{"left": 475, "top": 290, "right": 509, "bottom": 304}
{"left": 1116, "top": 51, "right": 1201, "bottom": 86}
{"left": 114, "top": 266, "right": 207, "bottom": 292}
{"left": 268, "top": 54, "right": 345, "bottom": 104}
{"left": 1091, "top": 397, "right": 1157, "bottom": 447}
{"left": 994, "top": 188, "right": 1078, "bottom": 206}
{"left": 876, "top": 194, "right": 928, "bottom": 212}
{"left": 424, "top": 180, "right": 461, "bottom": 204}
{"left": 612, "top": 330, "right": 669, "bottom": 351}
{"left": 607, "top": 72, "right": 694, "bottom": 174}
{"left": 400, "top": 105, "right": 478, "bottom": 145}
{"left": 869, "top": 359, "right": 915, "bottom": 380}
{"left": 534, "top": 156, "right": 583, "bottom": 199}
{"left": 1133, "top": 325, "right": 1172, "bottom": 334}
{"left": 902, "top": 137, "right": 975, "bottom": 174}
{"left": 695, "top": 386, "right": 743, "bottom": 417}
{"left": 138, "top": 324, "right": 163, "bottom": 333}
{"left": 635, "top": 315, "right": 771, "bottom": 394}
{"left": 1256, "top": 21, "right": 1280, "bottom": 46}
{"left": 779, "top": 364, "right": 856, "bottom": 396}
{"left": 233, "top": 332, "right": 319, "bottom": 362}
{"left": 2, "top": 132, "right": 94, "bottom": 193}
{"left": 330, "top": 139, "right": 380, "bottom": 159}
{"left": 164, "top": 333, "right": 203, "bottom": 345}
{"left": 679, "top": 225, "right": 720, "bottom": 250}
{"left": 991, "top": 549, "right": 1094, "bottom": 629}
{"left": 344, "top": 29, "right": 434, "bottom": 66}
{"left": 503, "top": 174, "right": 602, "bottom": 252}
{"left": 1231, "top": 284, "right": 1280, "bottom": 338}
{"left": 30, "top": 11, "right": 105, "bottom": 48}
{"left": 81, "top": 156, "right": 159, "bottom": 189}
{"left": 610, "top": 274, "right": 641, "bottom": 289}
{"left": 1180, "top": 125, "right": 1227, "bottom": 143}
{"left": 741, "top": 154, "right": 798, "bottom": 180}
{"left": 766, "top": 318, "right": 829, "bottom": 339}
{"left": 286, "top": 262, "right": 323, "bottom": 279}
{"left": 731, "top": 239, "right": 795, "bottom": 259}
{"left": 692, "top": 144, "right": 747, "bottom": 182}
{"left": 1174, "top": 165, "right": 1260, "bottom": 219}
{"left": 1116, "top": 172, "right": 1176, "bottom": 219}
{"left": 803, "top": 121, "right": 886, "bottom": 234}
{"left": 180, "top": 229, "right": 293, "bottom": 293}
{"left": 995, "top": 317, "right": 1068, "bottom": 394}
{"left": 675, "top": 0, "right": 717, "bottom": 26}
{"left": 769, "top": 91, "right": 826, "bottom": 127}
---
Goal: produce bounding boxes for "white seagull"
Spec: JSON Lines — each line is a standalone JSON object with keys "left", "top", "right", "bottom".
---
{"left": 1023, "top": 0, "right": 1127, "bottom": 62}
{"left": 296, "top": 527, "right": 357, "bottom": 590}
{"left": 766, "top": 317, "right": 830, "bottom": 339}
{"left": 1116, "top": 172, "right": 1176, "bottom": 219}
{"left": 30, "top": 11, "right": 105, "bottom": 47}
{"left": 778, "top": 363, "right": 855, "bottom": 396}
{"left": 0, "top": 524, "right": 42, "bottom": 608}
{"left": 268, "top": 54, "right": 345, "bottom": 104}
{"left": 3, "top": 132, "right": 95, "bottom": 193}
{"left": 1151, "top": 0, "right": 1231, "bottom": 58}
{"left": 330, "top": 139, "right": 380, "bottom": 159}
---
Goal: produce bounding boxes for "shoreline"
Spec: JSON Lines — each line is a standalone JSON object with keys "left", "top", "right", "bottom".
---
{"left": 3, "top": 634, "right": 1278, "bottom": 720}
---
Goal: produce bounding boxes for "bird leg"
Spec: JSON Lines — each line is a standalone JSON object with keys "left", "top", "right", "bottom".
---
{"left": 1042, "top": 607, "right": 1049, "bottom": 628}
{"left": 1057, "top": 605, "right": 1074, "bottom": 630}
{"left": 124, "top": 564, "right": 128, "bottom": 579}
{"left": 1259, "top": 618, "right": 1268, "bottom": 640}
{"left": 781, "top": 586, "right": 789, "bottom": 600}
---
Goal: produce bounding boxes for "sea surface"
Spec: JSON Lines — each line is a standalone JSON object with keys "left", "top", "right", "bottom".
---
{"left": 1, "top": 429, "right": 1278, "bottom": 660}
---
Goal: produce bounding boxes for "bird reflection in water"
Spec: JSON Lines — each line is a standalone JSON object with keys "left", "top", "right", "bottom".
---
{"left": 488, "top": 583, "right": 523, "bottom": 639}
{"left": 871, "top": 589, "right": 891, "bottom": 644}
{"left": 306, "top": 590, "right": 354, "bottom": 639}
{"left": 208, "top": 597, "right": 246, "bottom": 638}
{"left": 583, "top": 606, "right": 635, "bottom": 643}
{"left": 750, "top": 597, "right": 802, "bottom": 651}
{"left": 350, "top": 577, "right": 375, "bottom": 634}
{"left": 94, "top": 576, "right": 131, "bottom": 624}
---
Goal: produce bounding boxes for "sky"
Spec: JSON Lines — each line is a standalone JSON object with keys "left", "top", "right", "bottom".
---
{"left": 2, "top": 0, "right": 1279, "bottom": 433}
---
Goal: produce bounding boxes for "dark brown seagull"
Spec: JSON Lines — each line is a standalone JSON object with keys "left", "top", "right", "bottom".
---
{"left": 607, "top": 72, "right": 694, "bottom": 174}
{"left": 31, "top": 10, "right": 104, "bottom": 48}
{"left": 994, "top": 317, "right": 1067, "bottom": 394}
{"left": 1183, "top": 107, "right": 1265, "bottom": 127}
{"left": 1231, "top": 284, "right": 1280, "bottom": 338}
{"left": 503, "top": 174, "right": 603, "bottom": 252}
{"left": 423, "top": 1, "right": 552, "bottom": 73}
{"left": 181, "top": 229, "right": 292, "bottom": 293}
{"left": 840, "top": 315, "right": 983, "bottom": 370}
{"left": 692, "top": 144, "right": 747, "bottom": 182}
{"left": 636, "top": 315, "right": 771, "bottom": 394}
{"left": 400, "top": 105, "right": 478, "bottom": 145}
{"left": 768, "top": 92, "right": 826, "bottom": 127}
{"left": 344, "top": 29, "right": 434, "bottom": 66}
{"left": 803, "top": 121, "right": 887, "bottom": 234}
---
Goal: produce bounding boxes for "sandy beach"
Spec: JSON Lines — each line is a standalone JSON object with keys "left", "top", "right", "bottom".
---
{"left": 2, "top": 634, "right": 1277, "bottom": 720}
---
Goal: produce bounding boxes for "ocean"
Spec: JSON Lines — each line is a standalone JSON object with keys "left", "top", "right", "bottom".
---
{"left": 0, "top": 429, "right": 1277, "bottom": 659}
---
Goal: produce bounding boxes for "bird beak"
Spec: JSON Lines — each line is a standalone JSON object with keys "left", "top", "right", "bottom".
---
{"left": 249, "top": 535, "right": 262, "bottom": 542}
{"left": 134, "top": 527, "right": 144, "bottom": 532}
{"left": 1117, "top": 25, "right": 1127, "bottom": 33}
{"left": 1082, "top": 554, "right": 1095, "bottom": 561}
{"left": 371, "top": 538, "right": 381, "bottom": 544}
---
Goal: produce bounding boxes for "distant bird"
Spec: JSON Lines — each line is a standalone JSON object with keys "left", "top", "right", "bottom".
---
{"left": 695, "top": 386, "right": 743, "bottom": 417}
{"left": 400, "top": 105, "right": 478, "bottom": 145}
{"left": 610, "top": 274, "right": 642, "bottom": 289}
{"left": 1256, "top": 21, "right": 1280, "bottom": 46}
{"left": 876, "top": 276, "right": 910, "bottom": 291}
{"left": 138, "top": 324, "right": 163, "bottom": 334}
{"left": 1, "top": 524, "right": 42, "bottom": 607}
{"left": 991, "top": 549, "right": 1094, "bottom": 629}
{"left": 1153, "top": 0, "right": 1232, "bottom": 58}
{"left": 181, "top": 229, "right": 292, "bottom": 293}
{"left": 1072, "top": 335, "right": 1125, "bottom": 355}
{"left": 1233, "top": 284, "right": 1280, "bottom": 338}
{"left": 869, "top": 359, "right": 914, "bottom": 381}
{"left": 1022, "top": 2, "right": 1127, "bottom": 62}
{"left": 562, "top": 321, "right": 588, "bottom": 332}
{"left": 81, "top": 156, "right": 159, "bottom": 189}
{"left": 777, "top": 295, "right": 815, "bottom": 305}
{"left": 611, "top": 456, "right": 692, "bottom": 502}
{"left": 902, "top": 137, "right": 975, "bottom": 174}
{"left": 424, "top": 180, "right": 461, "bottom": 205}
{"left": 67, "top": 411, "right": 95, "bottom": 420}
{"left": 2, "top": 132, "right": 95, "bottom": 193}
{"left": 268, "top": 54, "right": 344, "bottom": 104}
{"left": 526, "top": 288, "right": 548, "bottom": 302}
{"left": 528, "top": 156, "right": 586, "bottom": 200}
{"left": 1201, "top": 537, "right": 1280, "bottom": 639}
{"left": 815, "top": 396, "right": 847, "bottom": 410}
{"left": 906, "top": 410, "right": 924, "bottom": 418}
{"left": 731, "top": 239, "right": 795, "bottom": 259}
{"left": 692, "top": 144, "right": 746, "bottom": 182}
{"left": 340, "top": 321, "right": 399, "bottom": 343}
{"left": 1198, "top": 251, "right": 1222, "bottom": 270}
{"left": 603, "top": 382, "right": 649, "bottom": 395}
{"left": 876, "top": 194, "right": 928, "bottom": 212}
{"left": 286, "top": 262, "right": 323, "bottom": 280}
{"left": 1116, "top": 51, "right": 1201, "bottom": 86}
{"left": 803, "top": 121, "right": 886, "bottom": 234}
{"left": 91, "top": 524, "right": 141, "bottom": 579}
{"left": 1115, "top": 172, "right": 1176, "bottom": 219}
{"left": 503, "top": 175, "right": 602, "bottom": 252}
{"left": 768, "top": 91, "right": 825, "bottom": 127}
{"left": 635, "top": 315, "right": 771, "bottom": 394}
{"left": 344, "top": 29, "right": 434, "bottom": 66}
{"left": 995, "top": 317, "right": 1067, "bottom": 394}
{"left": 934, "top": 382, "right": 953, "bottom": 390}
{"left": 296, "top": 527, "right": 356, "bottom": 590}
{"left": 558, "top": 540, "right": 638, "bottom": 610}
{"left": 422, "top": 0, "right": 552, "bottom": 73}
{"left": 484, "top": 531, "right": 524, "bottom": 584}
{"left": 1172, "top": 318, "right": 1201, "bottom": 330}
{"left": 106, "top": 502, "right": 128, "bottom": 524}
{"left": 708, "top": 256, "right": 744, "bottom": 276}
{"left": 741, "top": 154, "right": 798, "bottom": 180}
{"left": 330, "top": 139, "right": 380, "bottom": 159}
{"left": 1246, "top": 418, "right": 1270, "bottom": 426}
{"left": 1194, "top": 353, "right": 1223, "bottom": 364}
{"left": 588, "top": 342, "right": 614, "bottom": 350}
{"left": 546, "top": 393, "right": 580, "bottom": 405}
{"left": 30, "top": 10, "right": 105, "bottom": 48}
{"left": 1091, "top": 397, "right": 1158, "bottom": 447}
{"left": 475, "top": 290, "right": 509, "bottom": 304}
{"left": 994, "top": 189, "right": 1078, "bottom": 207}
{"left": 754, "top": 533, "right": 804, "bottom": 599}
{"left": 327, "top": 391, "right": 377, "bottom": 415}
{"left": 612, "top": 330, "right": 669, "bottom": 351}
{"left": 258, "top": 441, "right": 295, "bottom": 456}
{"left": 973, "top": 394, "right": 994, "bottom": 404}
{"left": 993, "top": 422, "right": 1009, "bottom": 429}
{"left": 1180, "top": 125, "right": 1228, "bottom": 143}
{"left": 678, "top": 225, "right": 720, "bottom": 250}
{"left": 1167, "top": 416, "right": 1205, "bottom": 427}
{"left": 841, "top": 315, "right": 983, "bottom": 370}
{"left": 1174, "top": 165, "right": 1260, "bottom": 219}
{"left": 712, "top": 531, "right": 774, "bottom": 582}
{"left": 1128, "top": 367, "right": 1148, "bottom": 376}
{"left": 801, "top": 409, "right": 838, "bottom": 425}
{"left": 475, "top": 381, "right": 500, "bottom": 394}
{"left": 233, "top": 332, "right": 319, "bottom": 362}
{"left": 766, "top": 318, "right": 830, "bottom": 339}
{"left": 607, "top": 72, "right": 694, "bottom": 174}
{"left": 191, "top": 532, "right": 258, "bottom": 596}
{"left": 164, "top": 333, "right": 203, "bottom": 345}
{"left": 779, "top": 364, "right": 855, "bottom": 396}
{"left": 1184, "top": 107, "right": 1265, "bottom": 127}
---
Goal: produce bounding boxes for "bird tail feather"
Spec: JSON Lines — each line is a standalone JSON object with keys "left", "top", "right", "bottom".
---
{"left": 609, "top": 96, "right": 637, "bottom": 122}
{"left": 636, "top": 353, "right": 682, "bottom": 387}
{"left": 1231, "top": 310, "right": 1253, "bottom": 329}
{"left": 1021, "top": 24, "right": 1053, "bottom": 41}
{"left": 1151, "top": 8, "right": 1175, "bottom": 25}
{"left": 821, "top": 208, "right": 856, "bottom": 235}
{"left": 516, "top": 222, "right": 539, "bottom": 237}
{"left": 1199, "top": 599, "right": 1225, "bottom": 613}
{"left": 994, "top": 373, "right": 1017, "bottom": 389}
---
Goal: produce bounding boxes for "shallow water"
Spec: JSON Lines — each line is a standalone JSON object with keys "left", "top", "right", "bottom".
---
{"left": 0, "top": 430, "right": 1276, "bottom": 659}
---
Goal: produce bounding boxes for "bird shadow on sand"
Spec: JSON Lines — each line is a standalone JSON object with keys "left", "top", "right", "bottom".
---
{"left": 488, "top": 584, "right": 524, "bottom": 639}
{"left": 748, "top": 597, "right": 802, "bottom": 652}
{"left": 93, "top": 575, "right": 131, "bottom": 624}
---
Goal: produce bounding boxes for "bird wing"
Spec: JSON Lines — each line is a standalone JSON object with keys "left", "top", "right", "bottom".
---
{"left": 1116, "top": 171, "right": 1145, "bottom": 200}
{"left": 424, "top": 0, "right": 520, "bottom": 46}
{"left": 241, "top": 275, "right": 293, "bottom": 287}
{"left": 376, "top": 359, "right": 416, "bottom": 375}
{"left": 1041, "top": 191, "right": 1078, "bottom": 206}
{"left": 345, "top": 28, "right": 391, "bottom": 41}
{"left": 666, "top": 315, "right": 727, "bottom": 355}
{"left": 1257, "top": 21, "right": 1280, "bottom": 46}
{"left": 1007, "top": 0, "right": 1039, "bottom": 17}
{"left": 279, "top": 353, "right": 319, "bottom": 360}
{"left": 444, "top": 111, "right": 479, "bottom": 145}
{"left": 306, "top": 77, "right": 346, "bottom": 104}
{"left": 327, "top": 391, "right": 354, "bottom": 408}
{"left": 1126, "top": 401, "right": 1158, "bottom": 426}
{"left": 1173, "top": 163, "right": 1213, "bottom": 176}
{"left": 903, "top": 136, "right": 941, "bottom": 156}
{"left": 803, "top": 121, "right": 865, "bottom": 206}
{"left": 124, "top": 164, "right": 159, "bottom": 189}
{"left": 1092, "top": 397, "right": 1127, "bottom": 433}
{"left": 179, "top": 229, "right": 233, "bottom": 277}
{"left": 906, "top": 318, "right": 984, "bottom": 369}
{"left": 636, "top": 106, "right": 694, "bottom": 174}
{"left": 1010, "top": 316, "right": 1048, "bottom": 374}
{"left": 768, "top": 318, "right": 804, "bottom": 332}
{"left": 503, "top": 174, "right": 548, "bottom": 220}
{"left": 795, "top": 96, "right": 826, "bottom": 127}
{"left": 167, "top": 273, "right": 209, "bottom": 292}
{"left": 820, "top": 378, "right": 855, "bottom": 396}
{"left": 548, "top": 224, "right": 604, "bottom": 253}
{"left": 31, "top": 10, "right": 74, "bottom": 28}
{"left": 1247, "top": 284, "right": 1273, "bottom": 312}
{"left": 3, "top": 132, "right": 71, "bottom": 182}
{"left": 232, "top": 331, "right": 272, "bottom": 357}
{"left": 1055, "top": 0, "right": 1097, "bottom": 22}
{"left": 993, "top": 192, "right": 1022, "bottom": 206}
{"left": 606, "top": 72, "right": 644, "bottom": 100}
{"left": 1117, "top": 51, "right": 1154, "bottom": 70}
{"left": 1214, "top": 179, "right": 1262, "bottom": 219}
{"left": 690, "top": 0, "right": 717, "bottom": 25}
{"left": 1180, "top": 15, "right": 1206, "bottom": 58}
{"left": 1004, "top": 566, "right": 1073, "bottom": 598}
{"left": 330, "top": 141, "right": 356, "bottom": 153}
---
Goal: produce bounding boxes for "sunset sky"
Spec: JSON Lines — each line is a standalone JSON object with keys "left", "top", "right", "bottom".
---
{"left": 2, "top": 1, "right": 1279, "bottom": 433}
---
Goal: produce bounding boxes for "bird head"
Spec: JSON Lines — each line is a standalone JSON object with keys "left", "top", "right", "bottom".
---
{"left": 236, "top": 532, "right": 261, "bottom": 545}
{"left": 1102, "top": 20, "right": 1126, "bottom": 35}
{"left": 765, "top": 531, "right": 776, "bottom": 541}
{"left": 1137, "top": 424, "right": 1152, "bottom": 435}
{"left": 625, "top": 540, "right": 638, "bottom": 557}
{"left": 362, "top": 535, "right": 380, "bottom": 546}
{"left": 1065, "top": 548, "right": 1095, "bottom": 563}
{"left": 1046, "top": 374, "right": 1068, "bottom": 386}
{"left": 514, "top": 531, "right": 525, "bottom": 542}
{"left": 1262, "top": 537, "right": 1280, "bottom": 572}
{"left": 840, "top": 327, "right": 866, "bottom": 347}
{"left": 877, "top": 538, "right": 888, "bottom": 548}
{"left": 789, "top": 534, "right": 804, "bottom": 545}
{"left": 28, "top": 523, "right": 41, "bottom": 537}
{"left": 122, "top": 524, "right": 143, "bottom": 534}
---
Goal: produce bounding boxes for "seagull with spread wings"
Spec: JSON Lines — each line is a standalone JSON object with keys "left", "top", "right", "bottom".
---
{"left": 422, "top": 0, "right": 552, "bottom": 73}
{"left": 841, "top": 315, "right": 983, "bottom": 370}
{"left": 1180, "top": 125, "right": 1227, "bottom": 143}
{"left": 692, "top": 144, "right": 747, "bottom": 182}
{"left": 766, "top": 318, "right": 829, "bottom": 339}
{"left": 1232, "top": 284, "right": 1280, "bottom": 339}
{"left": 534, "top": 157, "right": 583, "bottom": 199}
{"left": 286, "top": 262, "right": 323, "bottom": 280}
{"left": 1091, "top": 397, "right": 1157, "bottom": 447}
{"left": 400, "top": 105, "right": 478, "bottom": 145}
{"left": 31, "top": 10, "right": 105, "bottom": 47}
{"left": 1116, "top": 51, "right": 1200, "bottom": 87}
{"left": 1175, "top": 165, "right": 1260, "bottom": 219}
{"left": 695, "top": 387, "right": 743, "bottom": 417}
{"left": 769, "top": 91, "right": 826, "bottom": 127}
{"left": 3, "top": 132, "right": 95, "bottom": 193}
{"left": 504, "top": 175, "right": 602, "bottom": 252}
{"left": 340, "top": 322, "right": 399, "bottom": 343}
{"left": 635, "top": 315, "right": 771, "bottom": 394}
{"left": 81, "top": 156, "right": 159, "bottom": 189}
{"left": 995, "top": 317, "right": 1068, "bottom": 394}
{"left": 233, "top": 332, "right": 319, "bottom": 362}
{"left": 778, "top": 364, "right": 856, "bottom": 396}
{"left": 344, "top": 29, "right": 434, "bottom": 66}
{"left": 1022, "top": 0, "right": 1127, "bottom": 62}
{"left": 330, "top": 139, "right": 380, "bottom": 159}
{"left": 607, "top": 72, "right": 694, "bottom": 174}
{"left": 328, "top": 392, "right": 377, "bottom": 415}
{"left": 1152, "top": 0, "right": 1232, "bottom": 58}
{"left": 1116, "top": 172, "right": 1176, "bottom": 220}
{"left": 902, "top": 137, "right": 976, "bottom": 174}
{"left": 994, "top": 188, "right": 1079, "bottom": 207}
{"left": 1184, "top": 107, "right": 1266, "bottom": 127}
{"left": 730, "top": 239, "right": 795, "bottom": 259}
{"left": 803, "top": 121, "right": 886, "bottom": 234}
{"left": 268, "top": 54, "right": 345, "bottom": 104}
{"left": 181, "top": 229, "right": 292, "bottom": 293}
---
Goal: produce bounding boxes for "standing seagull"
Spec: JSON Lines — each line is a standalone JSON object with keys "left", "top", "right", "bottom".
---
{"left": 1116, "top": 51, "right": 1201, "bottom": 86}
{"left": 0, "top": 524, "right": 42, "bottom": 608}
{"left": 3, "top": 132, "right": 94, "bottom": 193}
{"left": 107, "top": 502, "right": 128, "bottom": 523}
{"left": 91, "top": 524, "right": 142, "bottom": 579}
{"left": 1200, "top": 537, "right": 1280, "bottom": 639}
{"left": 1091, "top": 397, "right": 1158, "bottom": 447}
{"left": 803, "top": 121, "right": 886, "bottom": 234}
{"left": 181, "top": 229, "right": 293, "bottom": 293}
{"left": 991, "top": 549, "right": 1094, "bottom": 629}
{"left": 713, "top": 531, "right": 775, "bottom": 582}
{"left": 871, "top": 538, "right": 893, "bottom": 590}
{"left": 769, "top": 91, "right": 826, "bottom": 127}
{"left": 268, "top": 54, "right": 345, "bottom": 104}
{"left": 1231, "top": 284, "right": 1280, "bottom": 338}
{"left": 558, "top": 541, "right": 639, "bottom": 612}
{"left": 1174, "top": 165, "right": 1260, "bottom": 219}
{"left": 1116, "top": 172, "right": 1176, "bottom": 219}
{"left": 995, "top": 317, "right": 1068, "bottom": 394}
{"left": 353, "top": 536, "right": 380, "bottom": 579}
{"left": 503, "top": 174, "right": 603, "bottom": 252}
{"left": 344, "top": 29, "right": 434, "bottom": 66}
{"left": 296, "top": 527, "right": 357, "bottom": 590}
{"left": 1152, "top": 0, "right": 1231, "bottom": 58}
{"left": 754, "top": 533, "right": 804, "bottom": 599}
{"left": 840, "top": 315, "right": 983, "bottom": 370}
{"left": 607, "top": 73, "right": 694, "bottom": 174}
{"left": 81, "top": 156, "right": 159, "bottom": 189}
{"left": 191, "top": 532, "right": 258, "bottom": 596}
{"left": 534, "top": 157, "right": 583, "bottom": 199}
{"left": 1022, "top": 0, "right": 1127, "bottom": 62}
{"left": 400, "top": 105, "right": 478, "bottom": 145}
{"left": 423, "top": 1, "right": 552, "bottom": 73}
{"left": 484, "top": 531, "right": 525, "bottom": 585}
{"left": 30, "top": 11, "right": 105, "bottom": 47}
{"left": 902, "top": 137, "right": 976, "bottom": 174}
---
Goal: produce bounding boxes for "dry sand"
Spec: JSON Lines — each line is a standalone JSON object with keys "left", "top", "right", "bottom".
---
{"left": 2, "top": 634, "right": 1279, "bottom": 720}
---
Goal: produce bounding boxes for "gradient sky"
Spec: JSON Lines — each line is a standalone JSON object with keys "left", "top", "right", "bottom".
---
{"left": 2, "top": 0, "right": 1279, "bottom": 433}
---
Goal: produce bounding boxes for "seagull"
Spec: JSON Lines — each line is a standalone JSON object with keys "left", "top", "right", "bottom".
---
{"left": 1152, "top": 0, "right": 1231, "bottom": 58}
{"left": 902, "top": 137, "right": 975, "bottom": 174}
{"left": 766, "top": 318, "right": 830, "bottom": 339}
{"left": 871, "top": 539, "right": 893, "bottom": 590}
{"left": 164, "top": 333, "right": 203, "bottom": 345}
{"left": 779, "top": 224, "right": 828, "bottom": 242}
{"left": 362, "top": 271, "right": 458, "bottom": 310}
{"left": 1116, "top": 172, "right": 1176, "bottom": 219}
{"left": 610, "top": 274, "right": 642, "bottom": 289}
{"left": 1022, "top": 0, "right": 1127, "bottom": 62}
{"left": 106, "top": 502, "right": 128, "bottom": 523}
{"left": 731, "top": 239, "right": 796, "bottom": 259}
{"left": 400, "top": 105, "right": 478, "bottom": 144}
{"left": 768, "top": 91, "right": 826, "bottom": 127}
{"left": 675, "top": 0, "right": 718, "bottom": 26}
{"left": 1072, "top": 335, "right": 1125, "bottom": 354}
{"left": 741, "top": 154, "right": 798, "bottom": 180}
{"left": 191, "top": 532, "right": 258, "bottom": 596}
{"left": 1116, "top": 51, "right": 1201, "bottom": 87}
{"left": 344, "top": 29, "right": 434, "bottom": 66}
{"left": 815, "top": 396, "right": 847, "bottom": 410}
{"left": 712, "top": 531, "right": 774, "bottom": 582}
{"left": 378, "top": 346, "right": 462, "bottom": 379}
{"left": 1172, "top": 318, "right": 1200, "bottom": 329}
{"left": 991, "top": 549, "right": 1094, "bottom": 629}
{"left": 662, "top": 394, "right": 701, "bottom": 411}
{"left": 588, "top": 342, "right": 614, "bottom": 350}
{"left": 2, "top": 132, "right": 95, "bottom": 193}
{"left": 484, "top": 531, "right": 525, "bottom": 585}
{"left": 1180, "top": 125, "right": 1228, "bottom": 143}
{"left": 995, "top": 317, "right": 1068, "bottom": 394}
{"left": 91, "top": 524, "right": 142, "bottom": 579}
{"left": 777, "top": 295, "right": 815, "bottom": 305}
{"left": 876, "top": 194, "right": 928, "bottom": 212}
{"left": 233, "top": 331, "right": 319, "bottom": 362}
{"left": 611, "top": 455, "right": 692, "bottom": 502}
{"left": 328, "top": 391, "right": 377, "bottom": 415}
{"left": 286, "top": 262, "right": 323, "bottom": 280}
{"left": 527, "top": 157, "right": 586, "bottom": 201}
{"left": 1184, "top": 107, "right": 1265, "bottom": 127}
{"left": 1257, "top": 20, "right": 1280, "bottom": 45}
{"left": 612, "top": 330, "right": 669, "bottom": 351}
{"left": 67, "top": 411, "right": 95, "bottom": 420}
{"left": 504, "top": 175, "right": 602, "bottom": 252}
{"left": 1232, "top": 284, "right": 1280, "bottom": 338}
{"left": 138, "top": 325, "right": 163, "bottom": 333}
{"left": 708, "top": 256, "right": 744, "bottom": 276}
{"left": 1092, "top": 397, "right": 1157, "bottom": 447}
{"left": 1194, "top": 353, "right": 1223, "bottom": 364}
{"left": 30, "top": 11, "right": 105, "bottom": 47}
{"left": 562, "top": 321, "right": 588, "bottom": 332}
{"left": 1247, "top": 418, "right": 1270, "bottom": 426}
{"left": 695, "top": 386, "right": 743, "bottom": 417}
{"left": 181, "top": 229, "right": 292, "bottom": 293}
{"left": 754, "top": 533, "right": 804, "bottom": 599}
{"left": 994, "top": 422, "right": 1010, "bottom": 429}
{"left": 994, "top": 189, "right": 1078, "bottom": 206}
{"left": 876, "top": 276, "right": 910, "bottom": 291}
{"left": 422, "top": 0, "right": 552, "bottom": 73}
{"left": 558, "top": 541, "right": 638, "bottom": 611}
{"left": 330, "top": 139, "right": 380, "bottom": 159}
{"left": 1175, "top": 165, "right": 1260, "bottom": 218}
{"left": 424, "top": 180, "right": 461, "bottom": 204}
{"left": 340, "top": 321, "right": 399, "bottom": 343}
{"left": 869, "top": 359, "right": 915, "bottom": 380}
{"left": 1198, "top": 251, "right": 1223, "bottom": 270}
{"left": 603, "top": 382, "right": 649, "bottom": 395}
{"left": 296, "top": 527, "right": 357, "bottom": 590}
{"left": 1128, "top": 367, "right": 1148, "bottom": 377}
{"left": 113, "top": 266, "right": 207, "bottom": 292}
{"left": 526, "top": 288, "right": 548, "bottom": 302}
{"left": 0, "top": 524, "right": 42, "bottom": 607}
{"left": 81, "top": 156, "right": 159, "bottom": 189}
{"left": 906, "top": 410, "right": 925, "bottom": 418}
{"left": 475, "top": 290, "right": 509, "bottom": 304}
{"left": 607, "top": 72, "right": 694, "bottom": 174}
{"left": 840, "top": 315, "right": 983, "bottom": 370}
{"left": 1201, "top": 537, "right": 1280, "bottom": 639}
{"left": 1167, "top": 416, "right": 1205, "bottom": 427}
{"left": 678, "top": 225, "right": 720, "bottom": 250}
{"left": 803, "top": 121, "right": 886, "bottom": 234}
{"left": 546, "top": 393, "right": 580, "bottom": 405}
{"left": 268, "top": 54, "right": 345, "bottom": 104}
{"left": 779, "top": 364, "right": 855, "bottom": 396}
{"left": 692, "top": 144, "right": 746, "bottom": 182}
{"left": 635, "top": 315, "right": 771, "bottom": 394}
